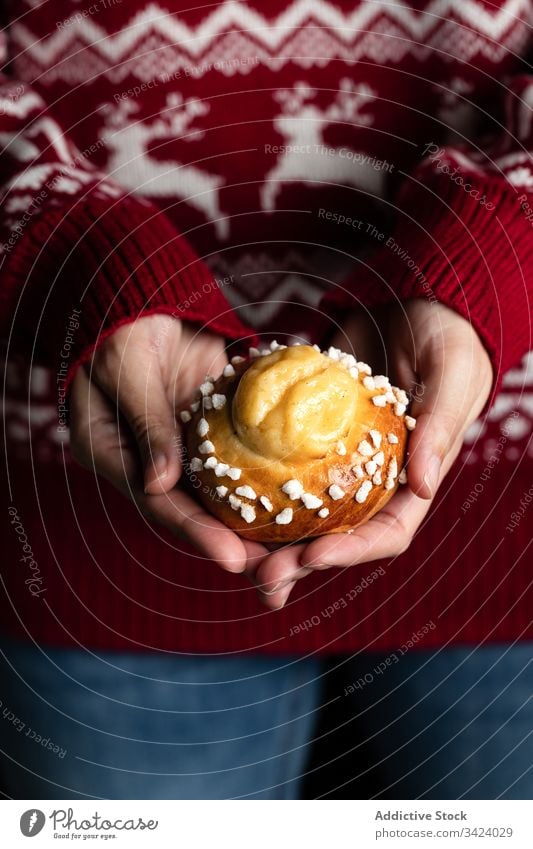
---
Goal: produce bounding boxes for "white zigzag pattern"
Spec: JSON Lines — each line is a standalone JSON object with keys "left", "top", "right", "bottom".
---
{"left": 11, "top": 0, "right": 531, "bottom": 83}
{"left": 226, "top": 273, "right": 326, "bottom": 325}
{"left": 14, "top": 28, "right": 530, "bottom": 85}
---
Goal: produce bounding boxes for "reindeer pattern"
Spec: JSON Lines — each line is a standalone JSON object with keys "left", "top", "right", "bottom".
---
{"left": 260, "top": 79, "right": 385, "bottom": 212}
{"left": 97, "top": 81, "right": 384, "bottom": 240}
{"left": 99, "top": 93, "right": 230, "bottom": 239}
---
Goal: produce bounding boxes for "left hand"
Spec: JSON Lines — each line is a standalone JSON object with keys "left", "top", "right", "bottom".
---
{"left": 250, "top": 299, "right": 493, "bottom": 608}
{"left": 69, "top": 316, "right": 268, "bottom": 573}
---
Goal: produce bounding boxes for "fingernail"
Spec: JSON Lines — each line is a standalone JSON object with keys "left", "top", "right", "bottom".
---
{"left": 260, "top": 568, "right": 310, "bottom": 595}
{"left": 423, "top": 455, "right": 441, "bottom": 496}
{"left": 145, "top": 451, "right": 168, "bottom": 491}
{"left": 276, "top": 582, "right": 296, "bottom": 608}
{"left": 300, "top": 550, "right": 336, "bottom": 568}
{"left": 261, "top": 581, "right": 296, "bottom": 609}
{"left": 300, "top": 558, "right": 324, "bottom": 569}
{"left": 221, "top": 560, "right": 246, "bottom": 574}
{"left": 260, "top": 579, "right": 291, "bottom": 596}
{"left": 300, "top": 543, "right": 365, "bottom": 569}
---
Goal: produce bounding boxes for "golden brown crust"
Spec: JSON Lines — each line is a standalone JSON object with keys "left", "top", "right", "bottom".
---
{"left": 183, "top": 345, "right": 411, "bottom": 543}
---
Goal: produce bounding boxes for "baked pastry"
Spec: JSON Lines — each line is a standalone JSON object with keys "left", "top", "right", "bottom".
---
{"left": 181, "top": 342, "right": 415, "bottom": 542}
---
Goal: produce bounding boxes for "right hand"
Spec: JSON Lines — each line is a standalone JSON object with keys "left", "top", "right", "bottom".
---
{"left": 69, "top": 314, "right": 267, "bottom": 573}
{"left": 249, "top": 299, "right": 493, "bottom": 608}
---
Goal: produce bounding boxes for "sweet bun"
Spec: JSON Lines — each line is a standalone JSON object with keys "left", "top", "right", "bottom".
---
{"left": 182, "top": 343, "right": 415, "bottom": 543}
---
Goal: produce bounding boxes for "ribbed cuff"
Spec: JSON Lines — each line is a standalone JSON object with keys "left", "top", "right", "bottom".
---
{"left": 3, "top": 193, "right": 253, "bottom": 386}
{"left": 324, "top": 173, "right": 533, "bottom": 392}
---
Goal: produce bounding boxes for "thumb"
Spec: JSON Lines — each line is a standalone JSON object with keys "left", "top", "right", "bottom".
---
{"left": 96, "top": 357, "right": 181, "bottom": 495}
{"left": 406, "top": 351, "right": 474, "bottom": 500}
{"left": 130, "top": 370, "right": 182, "bottom": 495}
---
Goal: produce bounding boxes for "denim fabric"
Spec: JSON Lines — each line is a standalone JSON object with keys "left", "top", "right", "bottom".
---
{"left": 2, "top": 641, "right": 531, "bottom": 800}
{"left": 332, "top": 644, "right": 533, "bottom": 799}
{"left": 0, "top": 642, "right": 322, "bottom": 800}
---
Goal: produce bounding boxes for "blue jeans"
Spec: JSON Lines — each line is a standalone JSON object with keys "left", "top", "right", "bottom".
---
{"left": 1, "top": 642, "right": 532, "bottom": 799}
{"left": 316, "top": 644, "right": 533, "bottom": 800}
{"left": 0, "top": 642, "right": 322, "bottom": 799}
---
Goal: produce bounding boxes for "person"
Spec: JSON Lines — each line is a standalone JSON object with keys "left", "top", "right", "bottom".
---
{"left": 1, "top": 0, "right": 531, "bottom": 799}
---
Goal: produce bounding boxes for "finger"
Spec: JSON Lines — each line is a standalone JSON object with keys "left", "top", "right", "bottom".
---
{"left": 238, "top": 540, "right": 289, "bottom": 579}
{"left": 239, "top": 539, "right": 272, "bottom": 578}
{"left": 406, "top": 344, "right": 480, "bottom": 500}
{"left": 71, "top": 369, "right": 249, "bottom": 573}
{"left": 91, "top": 344, "right": 180, "bottom": 496}
{"left": 142, "top": 488, "right": 250, "bottom": 573}
{"left": 70, "top": 367, "right": 139, "bottom": 491}
{"left": 254, "top": 485, "right": 429, "bottom": 606}
{"left": 252, "top": 543, "right": 311, "bottom": 609}
{"left": 299, "top": 485, "right": 431, "bottom": 569}
{"left": 260, "top": 580, "right": 299, "bottom": 610}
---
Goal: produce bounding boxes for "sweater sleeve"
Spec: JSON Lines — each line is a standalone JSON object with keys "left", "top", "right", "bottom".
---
{"left": 0, "top": 58, "right": 250, "bottom": 386}
{"left": 326, "top": 75, "right": 533, "bottom": 388}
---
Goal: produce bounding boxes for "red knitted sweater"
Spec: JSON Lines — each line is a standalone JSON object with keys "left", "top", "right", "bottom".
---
{"left": 1, "top": 0, "right": 532, "bottom": 655}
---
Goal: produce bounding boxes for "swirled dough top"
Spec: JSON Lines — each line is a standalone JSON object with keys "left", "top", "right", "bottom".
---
{"left": 232, "top": 345, "right": 358, "bottom": 462}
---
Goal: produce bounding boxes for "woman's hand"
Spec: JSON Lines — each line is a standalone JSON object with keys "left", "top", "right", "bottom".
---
{"left": 69, "top": 315, "right": 266, "bottom": 573}
{"left": 252, "top": 299, "right": 493, "bottom": 608}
